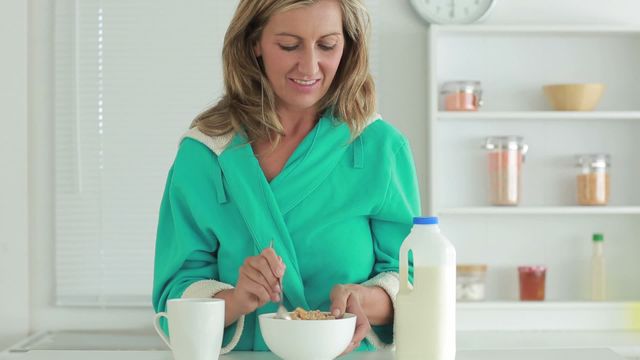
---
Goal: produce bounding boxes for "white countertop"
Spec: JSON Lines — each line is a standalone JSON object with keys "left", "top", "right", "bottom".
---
{"left": 0, "top": 348, "right": 628, "bottom": 360}
{"left": 2, "top": 330, "right": 638, "bottom": 360}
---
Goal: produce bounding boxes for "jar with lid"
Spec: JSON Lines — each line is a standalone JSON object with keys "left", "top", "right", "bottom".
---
{"left": 483, "top": 136, "right": 528, "bottom": 206}
{"left": 441, "top": 81, "right": 483, "bottom": 111}
{"left": 518, "top": 266, "right": 547, "bottom": 301}
{"left": 456, "top": 264, "right": 487, "bottom": 301}
{"left": 576, "top": 154, "right": 610, "bottom": 206}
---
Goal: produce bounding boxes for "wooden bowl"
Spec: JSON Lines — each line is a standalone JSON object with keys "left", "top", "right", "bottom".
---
{"left": 543, "top": 83, "right": 605, "bottom": 111}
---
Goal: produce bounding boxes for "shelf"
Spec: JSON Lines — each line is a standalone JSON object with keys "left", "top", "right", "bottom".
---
{"left": 457, "top": 301, "right": 640, "bottom": 331}
{"left": 439, "top": 207, "right": 640, "bottom": 215}
{"left": 458, "top": 301, "right": 640, "bottom": 310}
{"left": 456, "top": 330, "right": 640, "bottom": 357}
{"left": 432, "top": 25, "right": 640, "bottom": 35}
{"left": 437, "top": 111, "right": 640, "bottom": 121}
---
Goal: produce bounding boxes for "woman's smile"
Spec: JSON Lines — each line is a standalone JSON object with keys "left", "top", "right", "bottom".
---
{"left": 288, "top": 77, "right": 321, "bottom": 93}
{"left": 290, "top": 78, "right": 320, "bottom": 86}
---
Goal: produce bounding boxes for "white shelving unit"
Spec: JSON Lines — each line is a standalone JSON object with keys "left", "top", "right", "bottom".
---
{"left": 427, "top": 25, "right": 640, "bottom": 331}
{"left": 440, "top": 207, "right": 640, "bottom": 216}
{"left": 438, "top": 111, "right": 640, "bottom": 121}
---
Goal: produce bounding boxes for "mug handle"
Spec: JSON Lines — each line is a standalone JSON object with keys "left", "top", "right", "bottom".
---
{"left": 153, "top": 312, "right": 172, "bottom": 350}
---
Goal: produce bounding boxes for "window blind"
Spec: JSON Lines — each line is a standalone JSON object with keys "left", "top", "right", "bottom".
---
{"left": 54, "top": 0, "right": 379, "bottom": 307}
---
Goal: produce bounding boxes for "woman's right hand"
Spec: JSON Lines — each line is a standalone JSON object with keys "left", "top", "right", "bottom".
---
{"left": 231, "top": 247, "right": 286, "bottom": 315}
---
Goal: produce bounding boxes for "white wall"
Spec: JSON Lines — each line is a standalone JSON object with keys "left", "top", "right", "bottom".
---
{"left": 0, "top": 0, "right": 29, "bottom": 350}
{"left": 1, "top": 0, "right": 639, "bottom": 347}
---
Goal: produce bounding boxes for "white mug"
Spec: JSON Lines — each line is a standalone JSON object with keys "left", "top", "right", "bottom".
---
{"left": 153, "top": 298, "right": 225, "bottom": 360}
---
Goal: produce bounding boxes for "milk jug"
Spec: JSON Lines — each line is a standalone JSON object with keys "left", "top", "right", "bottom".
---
{"left": 396, "top": 216, "right": 456, "bottom": 360}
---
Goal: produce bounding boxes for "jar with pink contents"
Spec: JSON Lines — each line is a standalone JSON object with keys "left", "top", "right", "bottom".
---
{"left": 440, "top": 81, "right": 483, "bottom": 111}
{"left": 483, "top": 136, "right": 528, "bottom": 206}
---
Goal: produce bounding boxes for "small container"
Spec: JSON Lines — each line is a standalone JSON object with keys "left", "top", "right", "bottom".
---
{"left": 484, "top": 136, "right": 528, "bottom": 206}
{"left": 441, "top": 81, "right": 483, "bottom": 111}
{"left": 518, "top": 266, "right": 546, "bottom": 301}
{"left": 576, "top": 154, "right": 610, "bottom": 206}
{"left": 456, "top": 264, "right": 487, "bottom": 301}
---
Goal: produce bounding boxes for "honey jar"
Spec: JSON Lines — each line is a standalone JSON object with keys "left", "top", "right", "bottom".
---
{"left": 576, "top": 154, "right": 610, "bottom": 206}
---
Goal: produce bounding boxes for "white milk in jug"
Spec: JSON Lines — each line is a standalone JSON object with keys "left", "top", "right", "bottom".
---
{"left": 396, "top": 216, "right": 456, "bottom": 360}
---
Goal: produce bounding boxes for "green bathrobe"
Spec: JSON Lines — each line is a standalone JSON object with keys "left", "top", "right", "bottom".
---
{"left": 152, "top": 111, "right": 420, "bottom": 351}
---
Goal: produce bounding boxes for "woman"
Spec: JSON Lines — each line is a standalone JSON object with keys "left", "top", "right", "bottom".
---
{"left": 152, "top": 0, "right": 420, "bottom": 354}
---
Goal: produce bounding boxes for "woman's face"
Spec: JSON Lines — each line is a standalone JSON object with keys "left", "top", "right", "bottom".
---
{"left": 254, "top": 0, "right": 345, "bottom": 114}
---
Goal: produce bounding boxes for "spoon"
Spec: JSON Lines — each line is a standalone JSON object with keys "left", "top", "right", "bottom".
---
{"left": 270, "top": 241, "right": 291, "bottom": 320}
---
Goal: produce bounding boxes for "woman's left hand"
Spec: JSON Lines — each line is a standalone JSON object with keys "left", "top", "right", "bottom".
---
{"left": 329, "top": 284, "right": 371, "bottom": 355}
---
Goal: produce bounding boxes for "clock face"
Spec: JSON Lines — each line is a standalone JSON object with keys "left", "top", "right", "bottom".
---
{"left": 410, "top": 0, "right": 496, "bottom": 24}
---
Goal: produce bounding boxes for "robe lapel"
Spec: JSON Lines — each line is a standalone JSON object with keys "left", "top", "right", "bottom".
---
{"left": 216, "top": 113, "right": 373, "bottom": 310}
{"left": 217, "top": 134, "right": 310, "bottom": 311}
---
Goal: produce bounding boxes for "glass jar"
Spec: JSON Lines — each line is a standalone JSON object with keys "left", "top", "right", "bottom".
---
{"left": 576, "top": 154, "right": 610, "bottom": 206}
{"left": 456, "top": 264, "right": 487, "bottom": 301}
{"left": 483, "top": 136, "right": 528, "bottom": 206}
{"left": 441, "top": 81, "right": 483, "bottom": 111}
{"left": 518, "top": 266, "right": 546, "bottom": 301}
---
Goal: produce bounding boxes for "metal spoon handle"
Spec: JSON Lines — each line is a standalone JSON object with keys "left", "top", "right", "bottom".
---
{"left": 269, "top": 240, "right": 291, "bottom": 320}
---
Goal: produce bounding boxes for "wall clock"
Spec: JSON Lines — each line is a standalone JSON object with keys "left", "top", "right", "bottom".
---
{"left": 410, "top": 0, "right": 497, "bottom": 24}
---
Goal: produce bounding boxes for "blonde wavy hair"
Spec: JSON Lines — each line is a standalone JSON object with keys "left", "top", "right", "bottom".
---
{"left": 190, "top": 0, "right": 376, "bottom": 145}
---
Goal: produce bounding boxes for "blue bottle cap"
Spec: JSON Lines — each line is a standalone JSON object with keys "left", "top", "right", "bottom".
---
{"left": 413, "top": 216, "right": 438, "bottom": 225}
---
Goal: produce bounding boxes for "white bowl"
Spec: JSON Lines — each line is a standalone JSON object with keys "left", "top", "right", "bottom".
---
{"left": 259, "top": 312, "right": 356, "bottom": 360}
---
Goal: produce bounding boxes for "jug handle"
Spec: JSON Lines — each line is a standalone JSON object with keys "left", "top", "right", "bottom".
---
{"left": 399, "top": 246, "right": 411, "bottom": 294}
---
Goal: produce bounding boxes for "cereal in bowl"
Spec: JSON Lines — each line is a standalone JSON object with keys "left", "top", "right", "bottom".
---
{"left": 290, "top": 307, "right": 335, "bottom": 320}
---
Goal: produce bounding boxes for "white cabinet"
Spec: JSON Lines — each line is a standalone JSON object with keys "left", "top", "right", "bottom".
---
{"left": 426, "top": 25, "right": 640, "bottom": 330}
